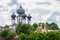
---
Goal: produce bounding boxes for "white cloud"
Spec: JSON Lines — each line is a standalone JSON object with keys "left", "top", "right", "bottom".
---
{"left": 0, "top": 0, "right": 60, "bottom": 27}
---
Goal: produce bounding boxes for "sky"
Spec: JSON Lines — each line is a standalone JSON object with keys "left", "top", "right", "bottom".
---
{"left": 0, "top": 0, "right": 60, "bottom": 27}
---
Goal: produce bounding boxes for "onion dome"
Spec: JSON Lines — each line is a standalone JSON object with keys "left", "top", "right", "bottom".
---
{"left": 16, "top": 5, "right": 25, "bottom": 14}
{"left": 11, "top": 13, "right": 16, "bottom": 20}
{"left": 22, "top": 14, "right": 27, "bottom": 19}
{"left": 27, "top": 14, "right": 32, "bottom": 20}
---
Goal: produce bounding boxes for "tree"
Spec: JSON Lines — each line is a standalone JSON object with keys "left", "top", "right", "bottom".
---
{"left": 7, "top": 31, "right": 16, "bottom": 40}
{"left": 46, "top": 32, "right": 58, "bottom": 40}
{"left": 38, "top": 23, "right": 42, "bottom": 27}
{"left": 29, "top": 32, "right": 46, "bottom": 40}
{"left": 16, "top": 24, "right": 22, "bottom": 34}
{"left": 4, "top": 25, "right": 9, "bottom": 30}
{"left": 18, "top": 31, "right": 60, "bottom": 40}
{"left": 47, "top": 22, "right": 59, "bottom": 30}
{"left": 29, "top": 32, "right": 39, "bottom": 40}
{"left": 32, "top": 23, "right": 38, "bottom": 31}
{"left": 19, "top": 33, "right": 26, "bottom": 40}
{"left": 32, "top": 23, "right": 38, "bottom": 28}
{"left": 16, "top": 24, "right": 32, "bottom": 34}
{"left": 0, "top": 30, "right": 16, "bottom": 40}
{"left": 0, "top": 30, "right": 9, "bottom": 40}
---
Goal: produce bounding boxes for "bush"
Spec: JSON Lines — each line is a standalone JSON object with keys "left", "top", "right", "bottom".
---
{"left": 19, "top": 33, "right": 26, "bottom": 40}
{"left": 0, "top": 30, "right": 16, "bottom": 40}
{"left": 16, "top": 24, "right": 32, "bottom": 34}
{"left": 18, "top": 32, "right": 60, "bottom": 40}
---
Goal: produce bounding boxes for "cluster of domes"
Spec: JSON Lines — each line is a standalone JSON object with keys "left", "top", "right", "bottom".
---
{"left": 11, "top": 5, "right": 32, "bottom": 20}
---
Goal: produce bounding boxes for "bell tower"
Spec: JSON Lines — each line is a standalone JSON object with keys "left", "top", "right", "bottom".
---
{"left": 27, "top": 14, "right": 32, "bottom": 24}
{"left": 11, "top": 13, "right": 16, "bottom": 25}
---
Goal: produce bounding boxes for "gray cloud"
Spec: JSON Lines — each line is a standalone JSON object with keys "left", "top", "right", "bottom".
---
{"left": 0, "top": 0, "right": 60, "bottom": 27}
{"left": 36, "top": 2, "right": 52, "bottom": 6}
{"left": 0, "top": 5, "right": 4, "bottom": 8}
{"left": 8, "top": 0, "right": 17, "bottom": 6}
{"left": 57, "top": 0, "right": 60, "bottom": 1}
{"left": 46, "top": 11, "right": 60, "bottom": 26}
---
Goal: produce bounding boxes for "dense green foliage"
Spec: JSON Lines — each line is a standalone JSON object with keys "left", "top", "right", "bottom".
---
{"left": 46, "top": 22, "right": 59, "bottom": 30}
{"left": 0, "top": 22, "right": 59, "bottom": 40}
{"left": 19, "top": 32, "right": 60, "bottom": 40}
{"left": 16, "top": 24, "right": 32, "bottom": 34}
{"left": 15, "top": 23, "right": 60, "bottom": 40}
{"left": 32, "top": 23, "right": 38, "bottom": 30}
{"left": 0, "top": 30, "right": 16, "bottom": 40}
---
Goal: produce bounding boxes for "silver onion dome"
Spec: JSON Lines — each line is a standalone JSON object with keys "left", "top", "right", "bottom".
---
{"left": 16, "top": 5, "right": 25, "bottom": 14}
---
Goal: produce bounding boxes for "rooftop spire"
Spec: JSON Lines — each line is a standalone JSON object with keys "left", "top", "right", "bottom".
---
{"left": 13, "top": 12, "right": 14, "bottom": 15}
{"left": 19, "top": 0, "right": 23, "bottom": 8}
{"left": 20, "top": 4, "right": 22, "bottom": 8}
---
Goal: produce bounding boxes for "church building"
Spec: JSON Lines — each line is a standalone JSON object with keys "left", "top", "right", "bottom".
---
{"left": 10, "top": 5, "right": 32, "bottom": 31}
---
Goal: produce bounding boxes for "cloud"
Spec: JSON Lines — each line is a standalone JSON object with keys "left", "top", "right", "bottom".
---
{"left": 0, "top": 0, "right": 60, "bottom": 27}
{"left": 8, "top": 0, "right": 17, "bottom": 6}
{"left": 36, "top": 2, "right": 52, "bottom": 6}
{"left": 46, "top": 11, "right": 60, "bottom": 27}
{"left": 0, "top": 5, "right": 4, "bottom": 8}
{"left": 57, "top": 0, "right": 60, "bottom": 1}
{"left": 29, "top": 8, "right": 51, "bottom": 23}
